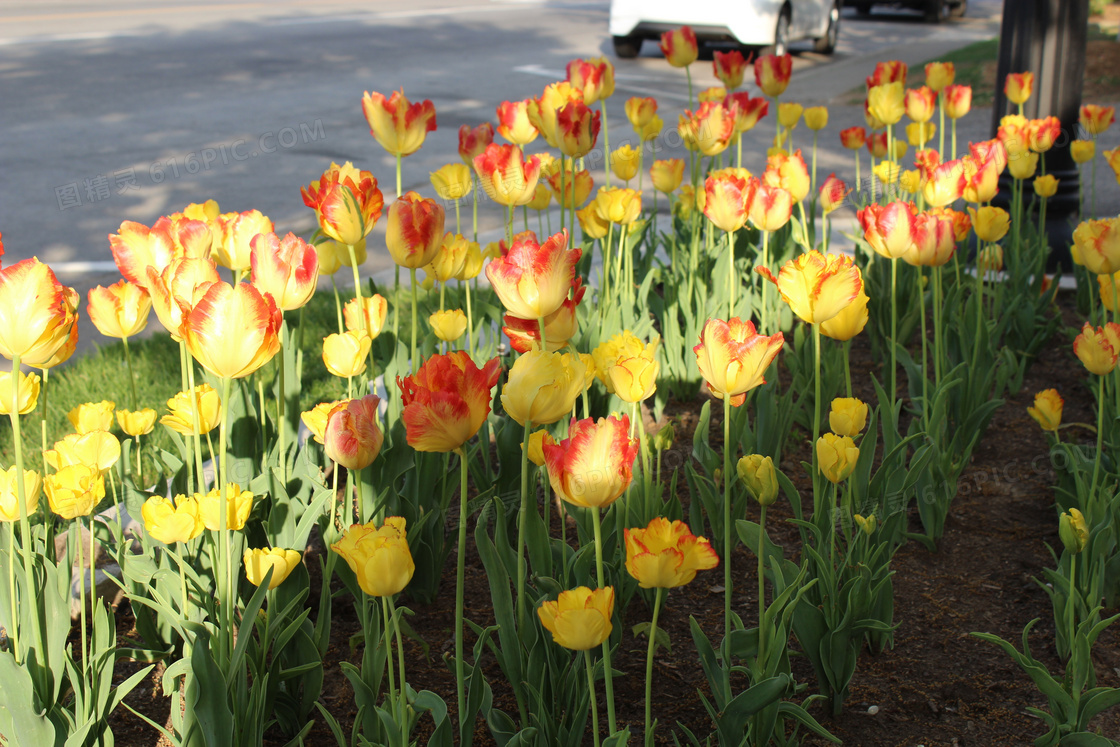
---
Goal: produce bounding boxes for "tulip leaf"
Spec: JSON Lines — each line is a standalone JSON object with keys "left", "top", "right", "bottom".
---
{"left": 631, "top": 622, "right": 671, "bottom": 654}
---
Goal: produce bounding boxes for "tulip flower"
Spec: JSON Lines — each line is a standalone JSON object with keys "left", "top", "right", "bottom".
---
{"left": 68, "top": 400, "right": 115, "bottom": 434}
{"left": 486, "top": 230, "right": 581, "bottom": 322}
{"left": 626, "top": 97, "right": 658, "bottom": 130}
{"left": 181, "top": 280, "right": 281, "bottom": 380}
{"left": 343, "top": 294, "right": 389, "bottom": 341}
{"left": 867, "top": 60, "right": 908, "bottom": 88}
{"left": 820, "top": 288, "right": 869, "bottom": 342}
{"left": 1074, "top": 322, "right": 1119, "bottom": 376}
{"left": 829, "top": 397, "right": 868, "bottom": 437}
{"left": 566, "top": 56, "right": 615, "bottom": 104}
{"left": 87, "top": 280, "right": 150, "bottom": 339}
{"left": 819, "top": 174, "right": 850, "bottom": 216}
{"left": 209, "top": 210, "right": 269, "bottom": 273}
{"left": 1072, "top": 217, "right": 1120, "bottom": 275}
{"left": 322, "top": 330, "right": 371, "bottom": 379}
{"left": 867, "top": 82, "right": 905, "bottom": 126}
{"left": 905, "top": 86, "right": 936, "bottom": 123}
{"left": 1081, "top": 104, "right": 1115, "bottom": 136}
{"left": 555, "top": 99, "right": 601, "bottom": 159}
{"left": 943, "top": 84, "right": 972, "bottom": 121}
{"left": 146, "top": 257, "right": 221, "bottom": 340}
{"left": 0, "top": 370, "right": 39, "bottom": 417}
{"left": 797, "top": 106, "right": 825, "bottom": 132}
{"left": 496, "top": 99, "right": 540, "bottom": 146}
{"left": 504, "top": 291, "right": 583, "bottom": 353}
{"left": 546, "top": 164, "right": 594, "bottom": 209}
{"left": 977, "top": 245, "right": 1004, "bottom": 275}
{"left": 324, "top": 395, "right": 383, "bottom": 471}
{"left": 759, "top": 251, "right": 863, "bottom": 326}
{"left": 473, "top": 143, "right": 543, "bottom": 207}
{"left": 1034, "top": 175, "right": 1058, "bottom": 199}
{"left": 249, "top": 232, "right": 318, "bottom": 311}
{"left": 44, "top": 431, "right": 119, "bottom": 475}
{"left": 301, "top": 400, "right": 343, "bottom": 446}
{"left": 755, "top": 53, "right": 792, "bottom": 98}
{"left": 962, "top": 153, "right": 1002, "bottom": 204}
{"left": 737, "top": 454, "right": 778, "bottom": 506}
{"left": 384, "top": 192, "right": 445, "bottom": 270}
{"left": 650, "top": 159, "right": 685, "bottom": 194}
{"left": 922, "top": 160, "right": 966, "bottom": 208}
{"left": 1027, "top": 116, "right": 1060, "bottom": 153}
{"left": 906, "top": 122, "right": 936, "bottom": 147}
{"left": 905, "top": 211, "right": 956, "bottom": 267}
{"left": 624, "top": 517, "right": 718, "bottom": 590}
{"left": 749, "top": 183, "right": 793, "bottom": 233}
{"left": 1027, "top": 389, "right": 1063, "bottom": 433}
{"left": 527, "top": 81, "right": 580, "bottom": 148}
{"left": 538, "top": 585, "right": 614, "bottom": 651}
{"left": 1071, "top": 139, "right": 1095, "bottom": 164}
{"left": 109, "top": 217, "right": 210, "bottom": 288}
{"left": 859, "top": 200, "right": 917, "bottom": 260}
{"left": 925, "top": 61, "right": 955, "bottom": 92}
{"left": 699, "top": 86, "right": 727, "bottom": 105}
{"left": 817, "top": 433, "right": 859, "bottom": 483}
{"left": 501, "top": 348, "right": 586, "bottom": 427}
{"left": 117, "top": 408, "right": 156, "bottom": 437}
{"left": 679, "top": 100, "right": 737, "bottom": 156}
{"left": 244, "top": 547, "right": 302, "bottom": 589}
{"left": 693, "top": 317, "right": 783, "bottom": 407}
{"left": 332, "top": 516, "right": 415, "bottom": 598}
{"left": 361, "top": 89, "right": 437, "bottom": 158}
{"left": 703, "top": 170, "right": 754, "bottom": 232}
{"left": 141, "top": 494, "right": 204, "bottom": 545}
{"left": 709, "top": 49, "right": 745, "bottom": 89}
{"left": 866, "top": 132, "right": 888, "bottom": 158}
{"left": 429, "top": 163, "right": 473, "bottom": 205}
{"left": 660, "top": 25, "right": 698, "bottom": 68}
{"left": 855, "top": 514, "right": 878, "bottom": 535}
{"left": 161, "top": 384, "right": 221, "bottom": 435}
{"left": 397, "top": 351, "right": 500, "bottom": 453}
{"left": 0, "top": 466, "right": 41, "bottom": 523}
{"left": 196, "top": 483, "right": 253, "bottom": 533}
{"left": 576, "top": 203, "right": 610, "bottom": 240}
{"left": 610, "top": 144, "right": 641, "bottom": 183}
{"left": 763, "top": 149, "right": 810, "bottom": 203}
{"left": 777, "top": 102, "right": 802, "bottom": 131}
{"left": 839, "top": 126, "right": 866, "bottom": 151}
{"left": 968, "top": 206, "right": 1010, "bottom": 243}
{"left": 44, "top": 463, "right": 104, "bottom": 520}
{"left": 429, "top": 309, "right": 468, "bottom": 343}
{"left": 1059, "top": 508, "right": 1088, "bottom": 555}
{"left": 458, "top": 122, "right": 494, "bottom": 165}
{"left": 1004, "top": 72, "right": 1034, "bottom": 106}
{"left": 0, "top": 258, "right": 80, "bottom": 368}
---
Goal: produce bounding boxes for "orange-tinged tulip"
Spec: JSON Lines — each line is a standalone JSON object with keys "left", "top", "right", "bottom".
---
{"left": 249, "top": 232, "right": 318, "bottom": 311}
{"left": 866, "top": 132, "right": 888, "bottom": 159}
{"left": 45, "top": 463, "right": 104, "bottom": 520}
{"left": 650, "top": 159, "right": 685, "bottom": 194}
{"left": 543, "top": 415, "right": 638, "bottom": 510}
{"left": 1004, "top": 72, "right": 1034, "bottom": 105}
{"left": 556, "top": 99, "right": 600, "bottom": 159}
{"left": 726, "top": 92, "right": 769, "bottom": 134}
{"left": 867, "top": 82, "right": 905, "bottom": 126}
{"left": 141, "top": 494, "right": 204, "bottom": 544}
{"left": 566, "top": 56, "right": 615, "bottom": 104}
{"left": 324, "top": 395, "right": 383, "bottom": 470}
{"left": 458, "top": 122, "right": 494, "bottom": 165}
{"left": 244, "top": 547, "right": 301, "bottom": 589}
{"left": 161, "top": 384, "right": 221, "bottom": 435}
{"left": 473, "top": 143, "right": 543, "bottom": 207}
{"left": 361, "top": 89, "right": 437, "bottom": 157}
{"left": 398, "top": 351, "right": 501, "bottom": 453}
{"left": 501, "top": 348, "right": 586, "bottom": 426}
{"left": 87, "top": 280, "right": 150, "bottom": 339}
{"left": 905, "top": 86, "right": 936, "bottom": 123}
{"left": 117, "top": 408, "right": 157, "bottom": 437}
{"left": 196, "top": 483, "right": 253, "bottom": 532}
{"left": 680, "top": 101, "right": 736, "bottom": 156}
{"left": 968, "top": 206, "right": 1010, "bottom": 243}
{"left": 68, "top": 400, "right": 115, "bottom": 434}
{"left": 538, "top": 586, "right": 614, "bottom": 651}
{"left": 546, "top": 163, "right": 594, "bottom": 209}
{"left": 754, "top": 53, "right": 792, "bottom": 97}
{"left": 344, "top": 294, "right": 389, "bottom": 341}
{"left": 504, "top": 287, "right": 584, "bottom": 353}
{"left": 610, "top": 144, "right": 641, "bottom": 183}
{"left": 763, "top": 149, "right": 810, "bottom": 203}
{"left": 1081, "top": 104, "right": 1115, "bottom": 136}
{"left": 817, "top": 434, "right": 858, "bottom": 483}
{"left": 0, "top": 466, "right": 41, "bottom": 523}
{"left": 1072, "top": 139, "right": 1095, "bottom": 164}
{"left": 0, "top": 258, "right": 80, "bottom": 367}
{"left": 109, "top": 217, "right": 209, "bottom": 288}
{"left": 1028, "top": 389, "right": 1063, "bottom": 432}
{"left": 932, "top": 206, "right": 971, "bottom": 242}
{"left": 777, "top": 102, "right": 802, "bottom": 130}
{"left": 858, "top": 200, "right": 917, "bottom": 259}
{"left": 1034, "top": 174, "right": 1059, "bottom": 198}
{"left": 322, "top": 330, "right": 371, "bottom": 378}
{"left": 528, "top": 81, "right": 580, "bottom": 148}
{"left": 385, "top": 192, "right": 445, "bottom": 269}
{"left": 179, "top": 200, "right": 221, "bottom": 234}
{"left": 593, "top": 330, "right": 659, "bottom": 400}
{"left": 1074, "top": 322, "right": 1119, "bottom": 375}
{"left": 1026, "top": 116, "right": 1061, "bottom": 153}
{"left": 211, "top": 209, "right": 271, "bottom": 272}
{"left": 625, "top": 517, "right": 718, "bottom": 589}
{"left": 924, "top": 61, "right": 955, "bottom": 92}
{"left": 713, "top": 49, "right": 748, "bottom": 90}
{"left": 759, "top": 251, "right": 863, "bottom": 325}
{"left": 430, "top": 163, "right": 473, "bottom": 203}
{"left": 703, "top": 171, "right": 756, "bottom": 232}
{"left": 626, "top": 97, "right": 658, "bottom": 129}
{"left": 1106, "top": 147, "right": 1120, "bottom": 183}
{"left": 943, "top": 84, "right": 972, "bottom": 119}
{"left": 1073, "top": 218, "right": 1120, "bottom": 275}
{"left": 486, "top": 230, "right": 581, "bottom": 320}
{"left": 429, "top": 309, "right": 467, "bottom": 342}
{"left": 962, "top": 154, "right": 1001, "bottom": 203}
{"left": 0, "top": 370, "right": 40, "bottom": 416}
{"left": 819, "top": 174, "right": 850, "bottom": 215}
{"left": 660, "top": 26, "right": 698, "bottom": 67}
{"left": 496, "top": 99, "right": 539, "bottom": 146}
{"left": 867, "top": 60, "right": 908, "bottom": 88}
{"left": 922, "top": 160, "right": 966, "bottom": 207}
{"left": 905, "top": 211, "right": 956, "bottom": 267}
{"left": 576, "top": 203, "right": 609, "bottom": 240}
{"left": 301, "top": 163, "right": 383, "bottom": 247}
{"left": 820, "top": 287, "right": 869, "bottom": 341}
{"left": 332, "top": 516, "right": 414, "bottom": 597}
{"left": 181, "top": 281, "right": 280, "bottom": 380}
{"left": 693, "top": 317, "right": 784, "bottom": 406}
{"left": 301, "top": 400, "right": 344, "bottom": 445}
{"left": 699, "top": 86, "right": 727, "bottom": 105}
{"left": 839, "top": 126, "right": 866, "bottom": 151}
{"left": 749, "top": 183, "right": 793, "bottom": 232}
{"left": 147, "top": 257, "right": 222, "bottom": 340}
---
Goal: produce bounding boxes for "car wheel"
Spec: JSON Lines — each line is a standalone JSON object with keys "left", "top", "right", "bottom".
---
{"left": 612, "top": 34, "right": 641, "bottom": 59}
{"left": 924, "top": 0, "right": 947, "bottom": 23}
{"left": 814, "top": 0, "right": 841, "bottom": 54}
{"left": 767, "top": 6, "right": 791, "bottom": 57}
{"left": 949, "top": 0, "right": 967, "bottom": 18}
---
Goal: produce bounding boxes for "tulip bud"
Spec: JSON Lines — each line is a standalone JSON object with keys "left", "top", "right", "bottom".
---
{"left": 1071, "top": 139, "right": 1096, "bottom": 164}
{"left": 943, "top": 84, "right": 972, "bottom": 119}
{"left": 610, "top": 144, "right": 641, "bottom": 183}
{"left": 430, "top": 163, "right": 473, "bottom": 202}
{"left": 778, "top": 102, "right": 803, "bottom": 130}
{"left": 324, "top": 395, "right": 384, "bottom": 471}
{"left": 1080, "top": 104, "right": 1115, "bottom": 137}
{"left": 1059, "top": 508, "right": 1088, "bottom": 555}
{"left": 322, "top": 330, "right": 371, "bottom": 378}
{"left": 1033, "top": 175, "right": 1058, "bottom": 199}
{"left": 652, "top": 422, "right": 675, "bottom": 452}
{"left": 854, "top": 514, "right": 878, "bottom": 535}
{"left": 804, "top": 106, "right": 828, "bottom": 131}
{"left": 332, "top": 517, "right": 415, "bottom": 597}
{"left": 117, "top": 408, "right": 157, "bottom": 437}
{"left": 816, "top": 434, "right": 859, "bottom": 484}
{"left": 924, "top": 61, "right": 955, "bottom": 92}
{"left": 650, "top": 159, "right": 685, "bottom": 194}
{"left": 429, "top": 309, "right": 468, "bottom": 342}
{"left": 829, "top": 397, "right": 869, "bottom": 437}
{"left": 659, "top": 26, "right": 698, "bottom": 68}
{"left": 197, "top": 483, "right": 254, "bottom": 532}
{"left": 1004, "top": 72, "right": 1034, "bottom": 105}
{"left": 968, "top": 206, "right": 1011, "bottom": 243}
{"left": 1027, "top": 389, "right": 1063, "bottom": 432}
{"left": 244, "top": 547, "right": 302, "bottom": 589}
{"left": 737, "top": 454, "right": 778, "bottom": 506}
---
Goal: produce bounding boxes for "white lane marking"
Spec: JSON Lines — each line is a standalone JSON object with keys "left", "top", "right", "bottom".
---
{"left": 47, "top": 261, "right": 121, "bottom": 274}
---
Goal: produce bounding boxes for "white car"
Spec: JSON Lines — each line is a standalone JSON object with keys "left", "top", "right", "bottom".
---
{"left": 609, "top": 0, "right": 841, "bottom": 59}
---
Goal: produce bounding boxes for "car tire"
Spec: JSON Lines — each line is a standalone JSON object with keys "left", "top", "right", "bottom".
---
{"left": 924, "top": 0, "right": 946, "bottom": 23}
{"left": 766, "top": 6, "right": 791, "bottom": 57}
{"left": 814, "top": 0, "right": 841, "bottom": 54}
{"left": 613, "top": 34, "right": 641, "bottom": 59}
{"left": 949, "top": 0, "right": 967, "bottom": 18}
{"left": 853, "top": 2, "right": 872, "bottom": 15}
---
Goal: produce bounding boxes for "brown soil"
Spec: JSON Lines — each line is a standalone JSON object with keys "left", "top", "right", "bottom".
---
{"left": 98, "top": 288, "right": 1120, "bottom": 747}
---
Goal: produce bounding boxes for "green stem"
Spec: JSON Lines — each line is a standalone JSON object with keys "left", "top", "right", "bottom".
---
{"left": 516, "top": 419, "right": 532, "bottom": 635}
{"left": 347, "top": 244, "right": 363, "bottom": 304}
{"left": 464, "top": 279, "right": 475, "bottom": 359}
{"left": 409, "top": 267, "right": 419, "bottom": 374}
{"left": 918, "top": 267, "right": 928, "bottom": 428}
{"left": 7, "top": 521, "right": 19, "bottom": 660}
{"left": 388, "top": 594, "right": 408, "bottom": 747}
{"left": 761, "top": 231, "right": 770, "bottom": 333}
{"left": 938, "top": 92, "right": 945, "bottom": 159}
{"left": 643, "top": 587, "right": 665, "bottom": 744}
{"left": 585, "top": 649, "right": 601, "bottom": 747}
{"left": 757, "top": 504, "right": 768, "bottom": 660}
{"left": 454, "top": 448, "right": 469, "bottom": 743}
{"left": 813, "top": 324, "right": 822, "bottom": 467}
{"left": 278, "top": 330, "right": 287, "bottom": 484}
{"left": 727, "top": 230, "right": 736, "bottom": 319}
{"left": 933, "top": 268, "right": 943, "bottom": 385}
{"left": 843, "top": 341, "right": 852, "bottom": 398}
{"left": 591, "top": 506, "right": 617, "bottom": 733}
{"left": 601, "top": 100, "right": 611, "bottom": 188}
{"left": 811, "top": 132, "right": 818, "bottom": 193}
{"left": 381, "top": 597, "right": 399, "bottom": 737}
{"left": 951, "top": 118, "right": 958, "bottom": 161}
{"left": 1089, "top": 375, "right": 1105, "bottom": 502}
{"left": 184, "top": 352, "right": 206, "bottom": 493}
{"left": 890, "top": 258, "right": 898, "bottom": 404}
{"left": 75, "top": 521, "right": 89, "bottom": 717}
{"left": 723, "top": 393, "right": 733, "bottom": 639}
{"left": 219, "top": 376, "right": 233, "bottom": 657}
{"left": 121, "top": 335, "right": 137, "bottom": 411}
{"left": 1068, "top": 552, "right": 1078, "bottom": 659}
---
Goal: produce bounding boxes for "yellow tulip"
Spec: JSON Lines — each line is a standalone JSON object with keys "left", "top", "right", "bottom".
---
{"left": 905, "top": 122, "right": 935, "bottom": 147}
{"left": 736, "top": 454, "right": 778, "bottom": 506}
{"left": 968, "top": 206, "right": 1010, "bottom": 243}
{"left": 197, "top": 483, "right": 254, "bottom": 532}
{"left": 761, "top": 251, "right": 863, "bottom": 326}
{"left": 501, "top": 348, "right": 586, "bottom": 427}
{"left": 1071, "top": 139, "right": 1095, "bottom": 165}
{"left": 610, "top": 144, "right": 641, "bottom": 183}
{"left": 0, "top": 258, "right": 81, "bottom": 367}
{"left": 87, "top": 280, "right": 151, "bottom": 339}
{"left": 426, "top": 233, "right": 470, "bottom": 284}
{"left": 537, "top": 586, "right": 614, "bottom": 650}
{"left": 1007, "top": 151, "right": 1039, "bottom": 180}
{"left": 1059, "top": 508, "right": 1088, "bottom": 554}
{"left": 624, "top": 517, "right": 718, "bottom": 589}
{"left": 331, "top": 516, "right": 415, "bottom": 597}
{"left": 1074, "top": 322, "right": 1119, "bottom": 376}
{"left": 1033, "top": 175, "right": 1058, "bottom": 199}
{"left": 244, "top": 547, "right": 302, "bottom": 589}
{"left": 828, "top": 397, "right": 868, "bottom": 437}
{"left": 778, "top": 102, "right": 803, "bottom": 130}
{"left": 0, "top": 466, "right": 41, "bottom": 522}
{"left": 181, "top": 281, "right": 281, "bottom": 380}
{"left": 161, "top": 384, "right": 221, "bottom": 435}
{"left": 854, "top": 514, "right": 878, "bottom": 535}
{"left": 44, "top": 463, "right": 105, "bottom": 520}
{"left": 650, "top": 159, "right": 685, "bottom": 194}
{"left": 820, "top": 288, "right": 869, "bottom": 342}
{"left": 804, "top": 106, "right": 828, "bottom": 131}
{"left": 430, "top": 309, "right": 468, "bottom": 342}
{"left": 116, "top": 408, "right": 157, "bottom": 437}
{"left": 429, "top": 163, "right": 473, "bottom": 202}
{"left": 525, "top": 428, "right": 552, "bottom": 467}
{"left": 301, "top": 400, "right": 345, "bottom": 445}
{"left": 0, "top": 369, "right": 40, "bottom": 416}
{"left": 344, "top": 294, "right": 389, "bottom": 341}
{"left": 141, "top": 495, "right": 204, "bottom": 544}
{"left": 44, "top": 431, "right": 120, "bottom": 474}
{"left": 867, "top": 82, "right": 905, "bottom": 126}
{"left": 924, "top": 61, "right": 955, "bottom": 92}
{"left": 816, "top": 434, "right": 859, "bottom": 484}
{"left": 594, "top": 187, "right": 642, "bottom": 225}
{"left": 322, "top": 330, "right": 371, "bottom": 379}
{"left": 1027, "top": 389, "right": 1062, "bottom": 432}
{"left": 68, "top": 400, "right": 116, "bottom": 434}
